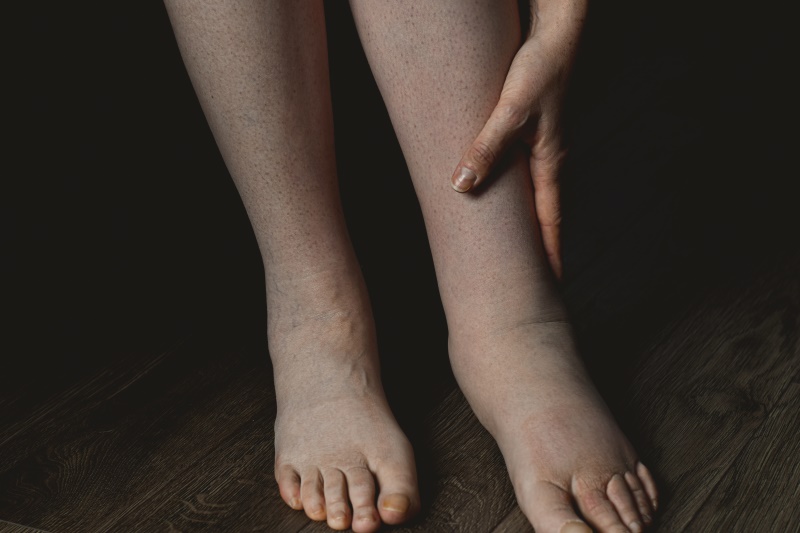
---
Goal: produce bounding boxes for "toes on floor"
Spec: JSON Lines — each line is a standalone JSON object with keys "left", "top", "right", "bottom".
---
{"left": 607, "top": 473, "right": 644, "bottom": 532}
{"left": 572, "top": 465, "right": 658, "bottom": 532}
{"left": 636, "top": 462, "right": 659, "bottom": 511}
{"left": 276, "top": 465, "right": 303, "bottom": 510}
{"left": 279, "top": 465, "right": 415, "bottom": 532}
{"left": 280, "top": 463, "right": 657, "bottom": 532}
{"left": 299, "top": 468, "right": 327, "bottom": 520}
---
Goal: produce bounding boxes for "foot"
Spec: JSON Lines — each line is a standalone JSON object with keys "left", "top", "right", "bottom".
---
{"left": 267, "top": 265, "right": 420, "bottom": 532}
{"left": 449, "top": 320, "right": 658, "bottom": 533}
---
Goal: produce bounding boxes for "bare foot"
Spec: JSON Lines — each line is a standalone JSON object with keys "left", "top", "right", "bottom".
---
{"left": 268, "top": 266, "right": 420, "bottom": 532}
{"left": 449, "top": 320, "right": 658, "bottom": 533}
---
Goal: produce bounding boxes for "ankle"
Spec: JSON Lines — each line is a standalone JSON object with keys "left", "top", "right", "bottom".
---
{"left": 266, "top": 259, "right": 371, "bottom": 325}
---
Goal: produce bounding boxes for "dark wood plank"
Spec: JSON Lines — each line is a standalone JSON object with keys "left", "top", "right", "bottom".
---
{"left": 0, "top": 336, "right": 188, "bottom": 471}
{"left": 96, "top": 381, "right": 304, "bottom": 532}
{"left": 0, "top": 521, "right": 50, "bottom": 533}
{"left": 493, "top": 507, "right": 533, "bottom": 533}
{"left": 0, "top": 333, "right": 272, "bottom": 532}
{"left": 621, "top": 253, "right": 800, "bottom": 531}
{"left": 683, "top": 378, "right": 800, "bottom": 531}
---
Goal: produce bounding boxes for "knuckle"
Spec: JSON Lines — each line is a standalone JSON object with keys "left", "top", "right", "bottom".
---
{"left": 469, "top": 140, "right": 497, "bottom": 167}
{"left": 533, "top": 150, "right": 566, "bottom": 182}
{"left": 348, "top": 479, "right": 374, "bottom": 493}
{"left": 495, "top": 103, "right": 528, "bottom": 130}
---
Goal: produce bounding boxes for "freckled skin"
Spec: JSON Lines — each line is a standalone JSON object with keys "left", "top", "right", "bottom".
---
{"left": 351, "top": 1, "right": 658, "bottom": 531}
{"left": 165, "top": 1, "right": 658, "bottom": 532}
{"left": 164, "top": 3, "right": 419, "bottom": 532}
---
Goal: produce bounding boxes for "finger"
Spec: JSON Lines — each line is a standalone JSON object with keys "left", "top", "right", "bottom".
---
{"left": 451, "top": 101, "right": 529, "bottom": 192}
{"left": 530, "top": 125, "right": 564, "bottom": 279}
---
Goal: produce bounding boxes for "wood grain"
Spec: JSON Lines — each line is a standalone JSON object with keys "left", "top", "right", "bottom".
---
{"left": 3, "top": 227, "right": 797, "bottom": 533}
{"left": 0, "top": 333, "right": 273, "bottom": 532}
{"left": 0, "top": 520, "right": 51, "bottom": 533}
{"left": 682, "top": 378, "right": 800, "bottom": 531}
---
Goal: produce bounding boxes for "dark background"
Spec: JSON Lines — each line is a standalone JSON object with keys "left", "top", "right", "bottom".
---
{"left": 5, "top": 1, "right": 795, "bottom": 402}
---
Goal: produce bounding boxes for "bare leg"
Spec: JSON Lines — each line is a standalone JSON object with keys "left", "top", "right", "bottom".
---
{"left": 164, "top": 2, "right": 419, "bottom": 531}
{"left": 350, "top": 2, "right": 658, "bottom": 532}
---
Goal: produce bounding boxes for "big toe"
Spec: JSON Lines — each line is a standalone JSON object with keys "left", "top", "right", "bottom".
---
{"left": 574, "top": 474, "right": 645, "bottom": 533}
{"left": 521, "top": 479, "right": 591, "bottom": 533}
{"left": 374, "top": 456, "right": 420, "bottom": 525}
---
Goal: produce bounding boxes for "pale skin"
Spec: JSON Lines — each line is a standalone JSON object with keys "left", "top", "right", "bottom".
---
{"left": 164, "top": 1, "right": 658, "bottom": 532}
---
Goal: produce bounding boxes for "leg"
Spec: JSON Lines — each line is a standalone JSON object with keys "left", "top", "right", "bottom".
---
{"left": 163, "top": 2, "right": 419, "bottom": 531}
{"left": 349, "top": 2, "right": 657, "bottom": 532}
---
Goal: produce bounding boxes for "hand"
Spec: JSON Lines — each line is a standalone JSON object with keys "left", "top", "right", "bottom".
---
{"left": 450, "top": 0, "right": 587, "bottom": 280}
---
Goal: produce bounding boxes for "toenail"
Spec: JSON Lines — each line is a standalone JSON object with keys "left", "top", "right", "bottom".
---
{"left": 330, "top": 510, "right": 346, "bottom": 521}
{"left": 629, "top": 521, "right": 643, "bottom": 533}
{"left": 311, "top": 504, "right": 325, "bottom": 516}
{"left": 381, "top": 494, "right": 410, "bottom": 514}
{"left": 642, "top": 514, "right": 652, "bottom": 524}
{"left": 559, "top": 520, "right": 592, "bottom": 533}
{"left": 356, "top": 512, "right": 375, "bottom": 522}
{"left": 289, "top": 497, "right": 301, "bottom": 509}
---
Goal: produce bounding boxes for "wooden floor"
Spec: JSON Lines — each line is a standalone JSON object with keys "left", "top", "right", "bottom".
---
{"left": 2, "top": 244, "right": 799, "bottom": 533}
{"left": 4, "top": 1, "right": 797, "bottom": 532}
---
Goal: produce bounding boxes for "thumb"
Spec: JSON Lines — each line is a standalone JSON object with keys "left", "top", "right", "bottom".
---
{"left": 451, "top": 102, "right": 528, "bottom": 193}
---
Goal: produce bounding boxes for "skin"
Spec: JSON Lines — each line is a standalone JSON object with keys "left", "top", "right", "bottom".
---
{"left": 164, "top": 1, "right": 659, "bottom": 531}
{"left": 350, "top": 1, "right": 656, "bottom": 531}
{"left": 164, "top": 3, "right": 418, "bottom": 531}
{"left": 450, "top": 0, "right": 589, "bottom": 280}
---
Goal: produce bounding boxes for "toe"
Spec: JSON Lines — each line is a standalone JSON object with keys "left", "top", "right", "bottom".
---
{"left": 624, "top": 471, "right": 653, "bottom": 525}
{"left": 574, "top": 483, "right": 629, "bottom": 533}
{"left": 607, "top": 474, "right": 644, "bottom": 532}
{"left": 374, "top": 456, "right": 420, "bottom": 525}
{"left": 322, "top": 468, "right": 352, "bottom": 530}
{"left": 345, "top": 466, "right": 381, "bottom": 533}
{"left": 523, "top": 480, "right": 591, "bottom": 533}
{"left": 300, "top": 468, "right": 326, "bottom": 521}
{"left": 276, "top": 464, "right": 302, "bottom": 510}
{"left": 636, "top": 462, "right": 659, "bottom": 512}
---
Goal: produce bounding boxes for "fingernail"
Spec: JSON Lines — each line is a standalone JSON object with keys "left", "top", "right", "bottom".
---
{"left": 452, "top": 167, "right": 477, "bottom": 192}
{"left": 381, "top": 494, "right": 410, "bottom": 514}
{"left": 629, "top": 520, "right": 643, "bottom": 533}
